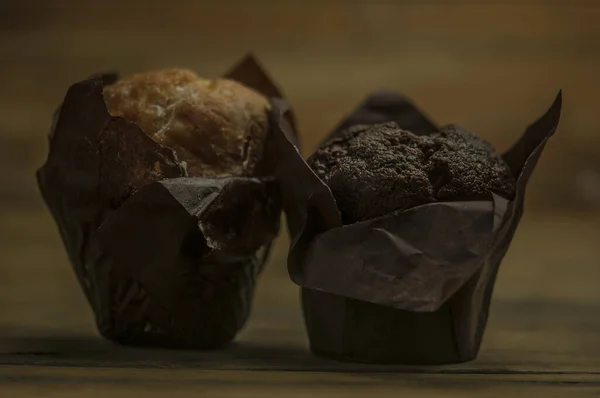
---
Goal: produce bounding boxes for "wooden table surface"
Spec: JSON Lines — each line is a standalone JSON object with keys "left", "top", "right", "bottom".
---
{"left": 1, "top": 1, "right": 599, "bottom": 396}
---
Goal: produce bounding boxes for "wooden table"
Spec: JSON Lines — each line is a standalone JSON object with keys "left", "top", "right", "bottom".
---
{"left": 1, "top": 1, "right": 599, "bottom": 396}
{"left": 1, "top": 213, "right": 599, "bottom": 396}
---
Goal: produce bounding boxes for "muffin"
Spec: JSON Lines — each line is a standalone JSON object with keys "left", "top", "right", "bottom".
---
{"left": 270, "top": 91, "right": 561, "bottom": 364}
{"left": 37, "top": 57, "right": 289, "bottom": 348}
{"left": 309, "top": 122, "right": 516, "bottom": 224}
{"left": 103, "top": 69, "right": 270, "bottom": 178}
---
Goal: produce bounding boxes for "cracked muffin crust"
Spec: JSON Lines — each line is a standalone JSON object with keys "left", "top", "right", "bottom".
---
{"left": 103, "top": 69, "right": 270, "bottom": 178}
{"left": 308, "top": 122, "right": 516, "bottom": 224}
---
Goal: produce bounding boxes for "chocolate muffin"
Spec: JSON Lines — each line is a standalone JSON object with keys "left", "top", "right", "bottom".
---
{"left": 308, "top": 122, "right": 516, "bottom": 224}
{"left": 281, "top": 91, "right": 561, "bottom": 365}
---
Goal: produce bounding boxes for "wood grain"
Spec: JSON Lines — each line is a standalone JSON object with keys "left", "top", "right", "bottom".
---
{"left": 0, "top": 209, "right": 599, "bottom": 396}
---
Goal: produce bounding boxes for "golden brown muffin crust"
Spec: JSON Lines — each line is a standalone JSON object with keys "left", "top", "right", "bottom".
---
{"left": 103, "top": 69, "right": 270, "bottom": 178}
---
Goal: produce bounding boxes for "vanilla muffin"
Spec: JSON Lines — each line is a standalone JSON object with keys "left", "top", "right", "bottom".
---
{"left": 38, "top": 64, "right": 286, "bottom": 349}
{"left": 103, "top": 69, "right": 270, "bottom": 177}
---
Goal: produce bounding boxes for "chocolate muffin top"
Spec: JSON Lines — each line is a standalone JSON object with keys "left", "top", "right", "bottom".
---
{"left": 103, "top": 69, "right": 270, "bottom": 178}
{"left": 308, "top": 122, "right": 516, "bottom": 224}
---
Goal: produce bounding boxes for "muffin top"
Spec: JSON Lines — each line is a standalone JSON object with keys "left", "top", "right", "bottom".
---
{"left": 308, "top": 122, "right": 516, "bottom": 224}
{"left": 103, "top": 69, "right": 270, "bottom": 178}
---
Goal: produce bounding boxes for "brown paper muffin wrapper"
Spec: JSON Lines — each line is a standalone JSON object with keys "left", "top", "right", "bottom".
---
{"left": 37, "top": 55, "right": 294, "bottom": 349}
{"left": 267, "top": 91, "right": 561, "bottom": 364}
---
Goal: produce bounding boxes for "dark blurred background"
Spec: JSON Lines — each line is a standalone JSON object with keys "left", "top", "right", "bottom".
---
{"left": 0, "top": 0, "right": 598, "bottom": 372}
